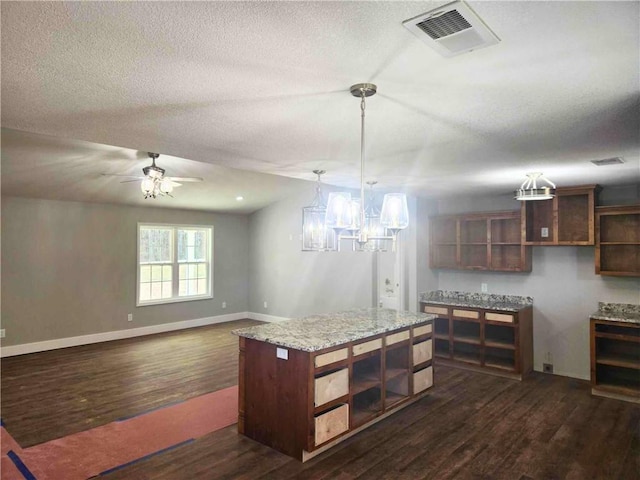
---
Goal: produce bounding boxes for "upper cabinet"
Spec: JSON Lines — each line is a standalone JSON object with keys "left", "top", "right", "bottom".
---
{"left": 521, "top": 185, "right": 600, "bottom": 245}
{"left": 595, "top": 205, "right": 640, "bottom": 277}
{"left": 430, "top": 211, "right": 531, "bottom": 272}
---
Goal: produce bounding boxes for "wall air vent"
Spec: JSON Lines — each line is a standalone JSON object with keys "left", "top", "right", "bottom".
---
{"left": 403, "top": 0, "right": 500, "bottom": 58}
{"left": 591, "top": 157, "right": 625, "bottom": 166}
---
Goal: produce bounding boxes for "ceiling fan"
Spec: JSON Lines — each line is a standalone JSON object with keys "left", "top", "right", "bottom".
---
{"left": 102, "top": 152, "right": 204, "bottom": 199}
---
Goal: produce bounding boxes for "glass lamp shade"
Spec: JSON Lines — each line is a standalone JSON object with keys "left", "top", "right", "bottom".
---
{"left": 380, "top": 193, "right": 409, "bottom": 233}
{"left": 325, "top": 192, "right": 352, "bottom": 231}
{"left": 160, "top": 178, "right": 174, "bottom": 194}
{"left": 141, "top": 177, "right": 155, "bottom": 194}
{"left": 347, "top": 198, "right": 362, "bottom": 232}
{"left": 359, "top": 211, "right": 387, "bottom": 252}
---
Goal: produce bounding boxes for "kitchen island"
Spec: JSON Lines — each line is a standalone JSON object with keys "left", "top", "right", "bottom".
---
{"left": 232, "top": 308, "right": 435, "bottom": 461}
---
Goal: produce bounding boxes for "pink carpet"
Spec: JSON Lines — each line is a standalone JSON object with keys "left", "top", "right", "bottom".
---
{"left": 1, "top": 385, "right": 238, "bottom": 480}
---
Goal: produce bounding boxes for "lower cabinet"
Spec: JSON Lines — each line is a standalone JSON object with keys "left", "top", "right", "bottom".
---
{"left": 590, "top": 318, "right": 640, "bottom": 402}
{"left": 239, "top": 321, "right": 434, "bottom": 461}
{"left": 421, "top": 302, "right": 533, "bottom": 380}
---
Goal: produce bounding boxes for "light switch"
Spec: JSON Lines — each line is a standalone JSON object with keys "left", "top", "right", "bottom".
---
{"left": 276, "top": 347, "right": 289, "bottom": 360}
{"left": 541, "top": 227, "right": 549, "bottom": 238}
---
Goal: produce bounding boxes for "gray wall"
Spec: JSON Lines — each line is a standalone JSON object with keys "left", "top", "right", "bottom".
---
{"left": 1, "top": 196, "right": 250, "bottom": 346}
{"left": 419, "top": 185, "right": 640, "bottom": 379}
{"left": 248, "top": 187, "right": 375, "bottom": 318}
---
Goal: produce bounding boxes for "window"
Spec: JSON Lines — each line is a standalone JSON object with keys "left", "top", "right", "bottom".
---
{"left": 137, "top": 224, "right": 213, "bottom": 306}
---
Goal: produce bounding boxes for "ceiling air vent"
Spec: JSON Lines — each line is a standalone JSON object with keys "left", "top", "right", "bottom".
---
{"left": 591, "top": 157, "right": 625, "bottom": 166}
{"left": 403, "top": 0, "right": 500, "bottom": 57}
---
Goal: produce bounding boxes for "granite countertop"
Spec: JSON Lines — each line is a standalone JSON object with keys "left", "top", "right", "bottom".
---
{"left": 232, "top": 308, "right": 434, "bottom": 352}
{"left": 419, "top": 290, "right": 533, "bottom": 312}
{"left": 590, "top": 302, "right": 640, "bottom": 324}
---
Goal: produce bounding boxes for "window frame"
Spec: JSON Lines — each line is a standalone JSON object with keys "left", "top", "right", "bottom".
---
{"left": 136, "top": 223, "right": 214, "bottom": 307}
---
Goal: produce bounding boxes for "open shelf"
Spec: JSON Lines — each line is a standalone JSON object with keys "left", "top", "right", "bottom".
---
{"left": 430, "top": 211, "right": 530, "bottom": 272}
{"left": 523, "top": 185, "right": 598, "bottom": 245}
{"left": 352, "top": 355, "right": 381, "bottom": 395}
{"left": 484, "top": 346, "right": 515, "bottom": 371}
{"left": 452, "top": 343, "right": 481, "bottom": 365}
{"left": 352, "top": 387, "right": 382, "bottom": 426}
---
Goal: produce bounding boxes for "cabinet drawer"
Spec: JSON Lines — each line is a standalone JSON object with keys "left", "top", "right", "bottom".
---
{"left": 453, "top": 309, "right": 479, "bottom": 319}
{"left": 314, "top": 368, "right": 349, "bottom": 407}
{"left": 353, "top": 338, "right": 382, "bottom": 357}
{"left": 315, "top": 348, "right": 348, "bottom": 368}
{"left": 486, "top": 312, "right": 514, "bottom": 323}
{"left": 413, "top": 366, "right": 433, "bottom": 394}
{"left": 424, "top": 305, "right": 448, "bottom": 315}
{"left": 412, "top": 339, "right": 433, "bottom": 366}
{"left": 386, "top": 330, "right": 410, "bottom": 346}
{"left": 314, "top": 404, "right": 349, "bottom": 446}
{"left": 413, "top": 324, "right": 432, "bottom": 337}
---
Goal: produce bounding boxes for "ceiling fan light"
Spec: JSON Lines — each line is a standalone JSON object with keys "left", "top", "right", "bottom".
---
{"left": 160, "top": 178, "right": 174, "bottom": 194}
{"left": 325, "top": 192, "right": 352, "bottom": 231}
{"left": 141, "top": 177, "right": 155, "bottom": 194}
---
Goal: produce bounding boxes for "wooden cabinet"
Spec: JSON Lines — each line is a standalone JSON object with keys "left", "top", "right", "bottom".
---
{"left": 595, "top": 205, "right": 640, "bottom": 276}
{"left": 422, "top": 302, "right": 533, "bottom": 380}
{"left": 590, "top": 318, "right": 640, "bottom": 402}
{"left": 429, "top": 211, "right": 531, "bottom": 272}
{"left": 521, "top": 185, "right": 600, "bottom": 245}
{"left": 238, "top": 322, "right": 434, "bottom": 461}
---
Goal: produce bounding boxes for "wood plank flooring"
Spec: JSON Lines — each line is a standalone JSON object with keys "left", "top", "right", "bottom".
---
{"left": 0, "top": 319, "right": 260, "bottom": 447}
{"left": 2, "top": 320, "right": 639, "bottom": 479}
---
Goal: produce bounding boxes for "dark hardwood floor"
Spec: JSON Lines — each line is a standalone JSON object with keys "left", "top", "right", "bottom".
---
{"left": 0, "top": 319, "right": 260, "bottom": 447}
{"left": 2, "top": 320, "right": 639, "bottom": 479}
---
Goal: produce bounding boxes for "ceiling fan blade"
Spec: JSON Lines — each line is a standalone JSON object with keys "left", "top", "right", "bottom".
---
{"left": 167, "top": 176, "right": 204, "bottom": 183}
{"left": 120, "top": 179, "right": 142, "bottom": 184}
{"left": 101, "top": 173, "right": 143, "bottom": 179}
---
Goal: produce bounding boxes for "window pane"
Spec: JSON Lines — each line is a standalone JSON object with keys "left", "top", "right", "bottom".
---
{"left": 142, "top": 228, "right": 171, "bottom": 263}
{"left": 140, "top": 230, "right": 149, "bottom": 263}
{"left": 194, "top": 231, "right": 206, "bottom": 261}
{"left": 162, "top": 281, "right": 172, "bottom": 298}
{"left": 163, "top": 265, "right": 172, "bottom": 280}
{"left": 140, "top": 265, "right": 151, "bottom": 283}
{"left": 179, "top": 280, "right": 187, "bottom": 296}
{"left": 188, "top": 264, "right": 197, "bottom": 278}
{"left": 197, "top": 263, "right": 206, "bottom": 278}
{"left": 197, "top": 278, "right": 207, "bottom": 295}
{"left": 151, "top": 282, "right": 162, "bottom": 299}
{"left": 177, "top": 230, "right": 188, "bottom": 262}
{"left": 151, "top": 265, "right": 163, "bottom": 282}
{"left": 139, "top": 283, "right": 151, "bottom": 301}
{"left": 188, "top": 279, "right": 197, "bottom": 295}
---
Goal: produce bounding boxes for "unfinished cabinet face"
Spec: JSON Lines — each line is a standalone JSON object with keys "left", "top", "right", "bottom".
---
{"left": 420, "top": 302, "right": 533, "bottom": 380}
{"left": 522, "top": 185, "right": 598, "bottom": 246}
{"left": 413, "top": 366, "right": 433, "bottom": 394}
{"left": 412, "top": 339, "right": 433, "bottom": 366}
{"left": 314, "top": 404, "right": 349, "bottom": 445}
{"left": 596, "top": 205, "right": 640, "bottom": 277}
{"left": 591, "top": 319, "right": 640, "bottom": 402}
{"left": 314, "top": 368, "right": 349, "bottom": 407}
{"left": 430, "top": 211, "right": 530, "bottom": 272}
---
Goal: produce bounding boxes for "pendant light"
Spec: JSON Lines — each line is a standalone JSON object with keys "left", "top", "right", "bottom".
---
{"left": 302, "top": 170, "right": 335, "bottom": 251}
{"left": 324, "top": 83, "right": 409, "bottom": 252}
{"left": 514, "top": 172, "right": 556, "bottom": 201}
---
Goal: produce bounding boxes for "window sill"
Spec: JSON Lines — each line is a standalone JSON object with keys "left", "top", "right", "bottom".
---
{"left": 137, "top": 294, "right": 213, "bottom": 308}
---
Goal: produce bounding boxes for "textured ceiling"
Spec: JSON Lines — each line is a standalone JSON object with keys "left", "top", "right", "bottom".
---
{"left": 2, "top": 1, "right": 639, "bottom": 212}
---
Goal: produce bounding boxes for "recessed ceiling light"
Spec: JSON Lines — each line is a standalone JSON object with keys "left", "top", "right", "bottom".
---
{"left": 236, "top": 196, "right": 244, "bottom": 201}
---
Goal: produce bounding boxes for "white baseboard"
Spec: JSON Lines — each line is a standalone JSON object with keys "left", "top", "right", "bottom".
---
{"left": 247, "top": 312, "right": 290, "bottom": 323}
{"left": 0, "top": 312, "right": 250, "bottom": 358}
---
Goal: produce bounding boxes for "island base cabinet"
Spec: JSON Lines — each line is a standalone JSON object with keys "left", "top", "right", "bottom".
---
{"left": 238, "top": 320, "right": 434, "bottom": 461}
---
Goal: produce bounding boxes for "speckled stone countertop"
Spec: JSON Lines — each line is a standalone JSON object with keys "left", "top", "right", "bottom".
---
{"left": 420, "top": 290, "right": 533, "bottom": 312}
{"left": 232, "top": 308, "right": 434, "bottom": 352}
{"left": 590, "top": 302, "right": 640, "bottom": 324}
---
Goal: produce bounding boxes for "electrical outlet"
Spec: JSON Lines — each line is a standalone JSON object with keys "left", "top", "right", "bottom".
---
{"left": 127, "top": 313, "right": 133, "bottom": 322}
{"left": 263, "top": 301, "right": 268, "bottom": 309}
{"left": 0, "top": 329, "right": 5, "bottom": 338}
{"left": 541, "top": 227, "right": 549, "bottom": 238}
{"left": 222, "top": 301, "right": 227, "bottom": 309}
{"left": 481, "top": 283, "right": 488, "bottom": 293}
{"left": 543, "top": 363, "right": 553, "bottom": 374}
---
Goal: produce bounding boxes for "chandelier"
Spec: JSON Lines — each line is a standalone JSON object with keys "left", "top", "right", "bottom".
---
{"left": 301, "top": 170, "right": 335, "bottom": 251}
{"left": 514, "top": 172, "right": 556, "bottom": 201}
{"left": 301, "top": 83, "right": 409, "bottom": 252}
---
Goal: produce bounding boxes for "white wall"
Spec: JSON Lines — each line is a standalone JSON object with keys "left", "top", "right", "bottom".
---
{"left": 248, "top": 187, "right": 376, "bottom": 318}
{"left": 419, "top": 185, "right": 640, "bottom": 379}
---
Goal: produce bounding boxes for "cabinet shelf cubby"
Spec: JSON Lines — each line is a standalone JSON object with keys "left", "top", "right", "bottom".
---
{"left": 430, "top": 211, "right": 531, "bottom": 272}
{"left": 591, "top": 318, "right": 640, "bottom": 402}
{"left": 595, "top": 205, "right": 640, "bottom": 277}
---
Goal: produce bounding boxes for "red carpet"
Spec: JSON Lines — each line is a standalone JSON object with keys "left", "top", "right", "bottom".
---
{"left": 1, "top": 385, "right": 238, "bottom": 480}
